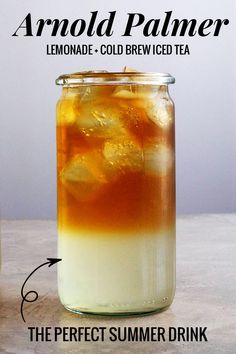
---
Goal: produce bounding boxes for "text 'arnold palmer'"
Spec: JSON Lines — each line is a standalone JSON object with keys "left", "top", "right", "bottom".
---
{"left": 12, "top": 11, "right": 229, "bottom": 37}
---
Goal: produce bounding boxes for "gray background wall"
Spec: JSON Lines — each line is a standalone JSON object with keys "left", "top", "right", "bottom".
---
{"left": 1, "top": 0, "right": 236, "bottom": 219}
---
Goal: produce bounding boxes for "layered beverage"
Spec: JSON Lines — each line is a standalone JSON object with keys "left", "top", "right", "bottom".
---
{"left": 56, "top": 71, "right": 176, "bottom": 315}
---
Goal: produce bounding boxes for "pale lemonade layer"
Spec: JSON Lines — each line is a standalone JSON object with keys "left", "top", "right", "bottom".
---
{"left": 58, "top": 229, "right": 175, "bottom": 313}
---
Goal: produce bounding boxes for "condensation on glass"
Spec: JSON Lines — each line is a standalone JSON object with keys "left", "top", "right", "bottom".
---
{"left": 55, "top": 71, "right": 176, "bottom": 315}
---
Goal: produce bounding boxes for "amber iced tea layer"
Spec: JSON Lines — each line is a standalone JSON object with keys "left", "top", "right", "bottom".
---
{"left": 57, "top": 84, "right": 175, "bottom": 236}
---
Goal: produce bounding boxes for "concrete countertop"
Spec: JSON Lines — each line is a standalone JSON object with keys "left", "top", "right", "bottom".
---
{"left": 0, "top": 215, "right": 236, "bottom": 353}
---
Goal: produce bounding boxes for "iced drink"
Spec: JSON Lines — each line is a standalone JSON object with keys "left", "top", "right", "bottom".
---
{"left": 56, "top": 71, "right": 175, "bottom": 315}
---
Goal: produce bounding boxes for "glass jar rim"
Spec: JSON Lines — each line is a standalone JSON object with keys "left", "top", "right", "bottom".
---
{"left": 56, "top": 71, "right": 175, "bottom": 86}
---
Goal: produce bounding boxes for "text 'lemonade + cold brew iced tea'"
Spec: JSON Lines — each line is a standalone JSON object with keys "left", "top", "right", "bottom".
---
{"left": 56, "top": 70, "right": 176, "bottom": 315}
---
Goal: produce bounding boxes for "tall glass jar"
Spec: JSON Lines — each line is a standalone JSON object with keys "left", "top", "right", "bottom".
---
{"left": 56, "top": 71, "right": 176, "bottom": 315}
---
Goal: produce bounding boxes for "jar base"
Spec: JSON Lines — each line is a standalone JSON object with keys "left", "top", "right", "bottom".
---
{"left": 63, "top": 304, "right": 171, "bottom": 317}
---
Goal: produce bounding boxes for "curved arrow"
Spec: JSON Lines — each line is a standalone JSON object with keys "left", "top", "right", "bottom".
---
{"left": 20, "top": 258, "right": 62, "bottom": 322}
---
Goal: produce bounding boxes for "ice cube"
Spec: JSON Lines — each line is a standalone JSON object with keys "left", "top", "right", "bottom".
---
{"left": 56, "top": 87, "right": 99, "bottom": 125}
{"left": 76, "top": 102, "right": 126, "bottom": 138}
{"left": 144, "top": 143, "right": 174, "bottom": 176}
{"left": 103, "top": 139, "right": 143, "bottom": 175}
{"left": 60, "top": 152, "right": 107, "bottom": 201}
{"left": 113, "top": 87, "right": 137, "bottom": 99}
{"left": 113, "top": 87, "right": 158, "bottom": 100}
{"left": 57, "top": 85, "right": 116, "bottom": 127}
{"left": 145, "top": 98, "right": 174, "bottom": 128}
{"left": 113, "top": 67, "right": 142, "bottom": 99}
{"left": 70, "top": 70, "right": 113, "bottom": 101}
{"left": 113, "top": 84, "right": 159, "bottom": 100}
{"left": 113, "top": 67, "right": 158, "bottom": 100}
{"left": 57, "top": 97, "right": 78, "bottom": 125}
{"left": 79, "top": 85, "right": 115, "bottom": 103}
